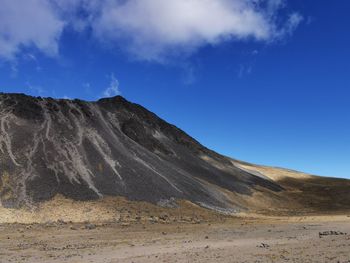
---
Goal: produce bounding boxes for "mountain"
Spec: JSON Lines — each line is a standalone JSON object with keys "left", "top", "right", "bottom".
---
{"left": 1, "top": 92, "right": 349, "bottom": 215}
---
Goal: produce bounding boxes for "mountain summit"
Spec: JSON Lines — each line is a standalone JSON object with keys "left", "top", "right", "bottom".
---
{"left": 1, "top": 93, "right": 349, "bottom": 214}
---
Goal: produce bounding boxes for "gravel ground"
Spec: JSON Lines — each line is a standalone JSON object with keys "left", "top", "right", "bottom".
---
{"left": 0, "top": 216, "right": 349, "bottom": 263}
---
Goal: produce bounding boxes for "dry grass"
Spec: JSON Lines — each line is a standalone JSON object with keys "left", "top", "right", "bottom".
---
{"left": 234, "top": 162, "right": 313, "bottom": 181}
{"left": 0, "top": 194, "right": 228, "bottom": 224}
{"left": 233, "top": 162, "right": 350, "bottom": 216}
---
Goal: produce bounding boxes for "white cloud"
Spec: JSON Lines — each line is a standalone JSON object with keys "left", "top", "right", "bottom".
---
{"left": 0, "top": 0, "right": 64, "bottom": 60}
{"left": 50, "top": 0, "right": 101, "bottom": 32}
{"left": 103, "top": 74, "right": 121, "bottom": 97}
{"left": 0, "top": 0, "right": 302, "bottom": 63}
{"left": 93, "top": 0, "right": 302, "bottom": 62}
{"left": 94, "top": 0, "right": 266, "bottom": 61}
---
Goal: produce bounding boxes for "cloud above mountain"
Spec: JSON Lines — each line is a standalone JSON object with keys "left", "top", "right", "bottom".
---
{"left": 103, "top": 74, "right": 121, "bottom": 98}
{"left": 0, "top": 0, "right": 63, "bottom": 60}
{"left": 0, "top": 0, "right": 302, "bottom": 62}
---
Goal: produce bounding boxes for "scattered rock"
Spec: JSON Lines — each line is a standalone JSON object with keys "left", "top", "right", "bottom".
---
{"left": 148, "top": 216, "right": 159, "bottom": 224}
{"left": 57, "top": 219, "right": 67, "bottom": 225}
{"left": 319, "top": 231, "right": 347, "bottom": 238}
{"left": 44, "top": 220, "right": 55, "bottom": 227}
{"left": 159, "top": 213, "right": 169, "bottom": 221}
{"left": 191, "top": 218, "right": 202, "bottom": 224}
{"left": 84, "top": 223, "right": 96, "bottom": 230}
{"left": 257, "top": 243, "right": 270, "bottom": 249}
{"left": 157, "top": 198, "right": 178, "bottom": 208}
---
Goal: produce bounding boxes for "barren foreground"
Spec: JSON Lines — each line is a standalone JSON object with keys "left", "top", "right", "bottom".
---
{"left": 1, "top": 216, "right": 349, "bottom": 263}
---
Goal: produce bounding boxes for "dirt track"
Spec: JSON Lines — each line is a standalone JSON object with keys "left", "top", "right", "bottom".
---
{"left": 1, "top": 216, "right": 349, "bottom": 263}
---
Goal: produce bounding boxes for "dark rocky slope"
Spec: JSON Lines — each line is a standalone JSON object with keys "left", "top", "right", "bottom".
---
{"left": 0, "top": 93, "right": 283, "bottom": 210}
{"left": 1, "top": 93, "right": 349, "bottom": 215}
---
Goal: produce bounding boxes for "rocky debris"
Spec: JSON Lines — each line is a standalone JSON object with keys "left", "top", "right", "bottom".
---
{"left": 157, "top": 198, "right": 179, "bottom": 208}
{"left": 148, "top": 216, "right": 158, "bottom": 224}
{"left": 144, "top": 214, "right": 206, "bottom": 225}
{"left": 84, "top": 223, "right": 97, "bottom": 230}
{"left": 257, "top": 243, "right": 270, "bottom": 249}
{"left": 319, "top": 231, "right": 347, "bottom": 238}
{"left": 44, "top": 220, "right": 56, "bottom": 227}
{"left": 159, "top": 212, "right": 170, "bottom": 222}
{"left": 57, "top": 219, "right": 67, "bottom": 225}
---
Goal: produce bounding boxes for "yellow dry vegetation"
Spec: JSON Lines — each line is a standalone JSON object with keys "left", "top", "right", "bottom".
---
{"left": 0, "top": 171, "right": 17, "bottom": 203}
{"left": 0, "top": 194, "right": 228, "bottom": 224}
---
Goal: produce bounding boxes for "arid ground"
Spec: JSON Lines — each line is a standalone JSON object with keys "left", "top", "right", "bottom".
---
{"left": 1, "top": 215, "right": 349, "bottom": 263}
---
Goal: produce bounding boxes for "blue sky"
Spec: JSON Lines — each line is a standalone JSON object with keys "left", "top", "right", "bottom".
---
{"left": 0, "top": 0, "right": 349, "bottom": 179}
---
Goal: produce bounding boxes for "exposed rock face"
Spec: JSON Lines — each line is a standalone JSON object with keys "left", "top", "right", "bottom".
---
{"left": 0, "top": 93, "right": 284, "bottom": 210}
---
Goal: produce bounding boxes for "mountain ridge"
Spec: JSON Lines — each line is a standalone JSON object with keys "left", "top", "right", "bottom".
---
{"left": 1, "top": 92, "right": 349, "bottom": 216}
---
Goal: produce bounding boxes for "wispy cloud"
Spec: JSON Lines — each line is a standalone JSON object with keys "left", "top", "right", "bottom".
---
{"left": 182, "top": 63, "right": 197, "bottom": 85}
{"left": 26, "top": 82, "right": 46, "bottom": 96}
{"left": 10, "top": 62, "right": 18, "bottom": 78}
{"left": 83, "top": 82, "right": 92, "bottom": 95}
{"left": 103, "top": 74, "right": 121, "bottom": 98}
{"left": 23, "top": 53, "right": 42, "bottom": 72}
{"left": 276, "top": 13, "right": 304, "bottom": 38}
{"left": 238, "top": 64, "right": 253, "bottom": 78}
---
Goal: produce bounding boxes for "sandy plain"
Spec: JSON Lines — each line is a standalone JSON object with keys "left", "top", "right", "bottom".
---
{"left": 0, "top": 214, "right": 349, "bottom": 263}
